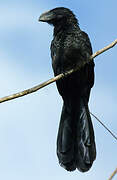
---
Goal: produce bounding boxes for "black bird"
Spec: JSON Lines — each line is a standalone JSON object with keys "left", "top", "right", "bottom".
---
{"left": 39, "top": 7, "right": 96, "bottom": 172}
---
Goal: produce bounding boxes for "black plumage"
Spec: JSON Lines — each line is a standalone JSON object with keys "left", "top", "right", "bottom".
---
{"left": 39, "top": 7, "right": 96, "bottom": 172}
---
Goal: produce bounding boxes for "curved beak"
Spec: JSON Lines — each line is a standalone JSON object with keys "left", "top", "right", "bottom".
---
{"left": 39, "top": 10, "right": 54, "bottom": 22}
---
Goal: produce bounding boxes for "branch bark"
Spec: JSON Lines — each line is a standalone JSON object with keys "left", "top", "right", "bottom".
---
{"left": 0, "top": 39, "right": 117, "bottom": 104}
{"left": 108, "top": 168, "right": 117, "bottom": 180}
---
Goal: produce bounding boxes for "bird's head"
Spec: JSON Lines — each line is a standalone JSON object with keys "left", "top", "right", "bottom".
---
{"left": 39, "top": 7, "right": 78, "bottom": 27}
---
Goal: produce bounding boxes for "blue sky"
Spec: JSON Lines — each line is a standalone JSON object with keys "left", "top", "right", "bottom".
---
{"left": 0, "top": 0, "right": 117, "bottom": 179}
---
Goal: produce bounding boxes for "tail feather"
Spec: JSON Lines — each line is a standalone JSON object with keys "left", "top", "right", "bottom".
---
{"left": 57, "top": 105, "right": 76, "bottom": 171}
{"left": 76, "top": 98, "right": 96, "bottom": 172}
{"left": 57, "top": 98, "right": 96, "bottom": 172}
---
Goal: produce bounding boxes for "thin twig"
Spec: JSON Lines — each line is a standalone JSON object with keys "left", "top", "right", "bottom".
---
{"left": 0, "top": 39, "right": 117, "bottom": 103}
{"left": 90, "top": 112, "right": 117, "bottom": 141}
{"left": 108, "top": 168, "right": 117, "bottom": 180}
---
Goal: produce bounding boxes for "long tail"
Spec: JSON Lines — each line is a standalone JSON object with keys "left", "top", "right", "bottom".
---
{"left": 57, "top": 98, "right": 96, "bottom": 172}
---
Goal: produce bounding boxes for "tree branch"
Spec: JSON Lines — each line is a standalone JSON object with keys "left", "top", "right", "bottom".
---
{"left": 0, "top": 39, "right": 117, "bottom": 103}
{"left": 90, "top": 112, "right": 117, "bottom": 140}
{"left": 108, "top": 168, "right": 117, "bottom": 180}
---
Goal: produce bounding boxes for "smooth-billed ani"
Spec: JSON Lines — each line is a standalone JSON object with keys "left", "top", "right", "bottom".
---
{"left": 39, "top": 7, "right": 96, "bottom": 172}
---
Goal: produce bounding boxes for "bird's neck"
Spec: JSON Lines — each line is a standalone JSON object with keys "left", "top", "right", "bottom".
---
{"left": 53, "top": 23, "right": 80, "bottom": 37}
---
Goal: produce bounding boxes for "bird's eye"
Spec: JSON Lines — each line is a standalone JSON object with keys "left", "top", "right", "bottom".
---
{"left": 57, "top": 14, "right": 63, "bottom": 19}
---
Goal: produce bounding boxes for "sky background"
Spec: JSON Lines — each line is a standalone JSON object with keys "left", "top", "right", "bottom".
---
{"left": 0, "top": 0, "right": 117, "bottom": 179}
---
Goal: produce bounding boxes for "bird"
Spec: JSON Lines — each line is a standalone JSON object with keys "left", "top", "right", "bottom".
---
{"left": 39, "top": 7, "right": 96, "bottom": 172}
